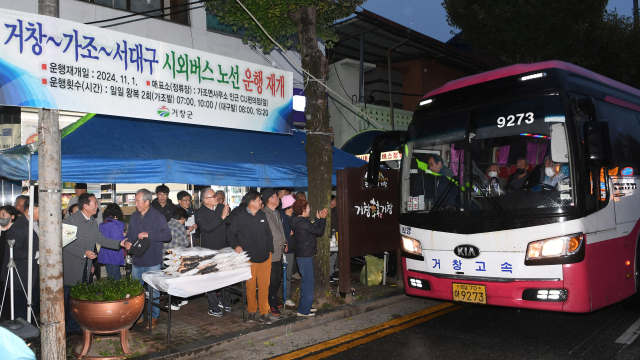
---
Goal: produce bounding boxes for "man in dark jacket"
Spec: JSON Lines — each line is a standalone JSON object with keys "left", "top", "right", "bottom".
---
{"left": 428, "top": 154, "right": 458, "bottom": 207}
{"left": 1, "top": 199, "right": 39, "bottom": 323}
{"left": 151, "top": 184, "right": 177, "bottom": 222}
{"left": 125, "top": 189, "right": 172, "bottom": 330}
{"left": 506, "top": 158, "right": 530, "bottom": 190}
{"left": 227, "top": 191, "right": 273, "bottom": 325}
{"left": 195, "top": 188, "right": 231, "bottom": 317}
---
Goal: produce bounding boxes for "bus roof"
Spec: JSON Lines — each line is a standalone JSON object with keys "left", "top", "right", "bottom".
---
{"left": 423, "top": 60, "right": 640, "bottom": 100}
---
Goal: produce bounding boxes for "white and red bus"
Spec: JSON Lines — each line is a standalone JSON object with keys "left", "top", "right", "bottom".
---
{"left": 368, "top": 61, "right": 640, "bottom": 312}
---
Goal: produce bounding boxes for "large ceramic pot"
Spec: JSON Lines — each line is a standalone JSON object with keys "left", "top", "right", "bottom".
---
{"left": 70, "top": 292, "right": 145, "bottom": 333}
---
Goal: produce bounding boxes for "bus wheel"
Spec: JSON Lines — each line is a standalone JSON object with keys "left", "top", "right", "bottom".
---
{"left": 623, "top": 242, "right": 640, "bottom": 310}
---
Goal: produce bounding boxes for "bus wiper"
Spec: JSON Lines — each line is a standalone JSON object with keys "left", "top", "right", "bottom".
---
{"left": 470, "top": 174, "right": 514, "bottom": 223}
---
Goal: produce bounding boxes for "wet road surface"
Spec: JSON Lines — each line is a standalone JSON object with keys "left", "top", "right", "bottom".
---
{"left": 318, "top": 302, "right": 640, "bottom": 360}
{"left": 204, "top": 297, "right": 640, "bottom": 359}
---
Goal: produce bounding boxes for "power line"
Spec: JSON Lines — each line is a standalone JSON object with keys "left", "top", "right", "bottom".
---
{"left": 329, "top": 96, "right": 358, "bottom": 133}
{"left": 328, "top": 93, "right": 375, "bottom": 130}
{"left": 101, "top": 5, "right": 205, "bottom": 29}
{"left": 332, "top": 64, "right": 354, "bottom": 102}
{"left": 85, "top": 0, "right": 206, "bottom": 25}
{"left": 234, "top": 0, "right": 384, "bottom": 130}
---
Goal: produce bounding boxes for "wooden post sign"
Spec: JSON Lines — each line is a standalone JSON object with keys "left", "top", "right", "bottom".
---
{"left": 336, "top": 164, "right": 401, "bottom": 295}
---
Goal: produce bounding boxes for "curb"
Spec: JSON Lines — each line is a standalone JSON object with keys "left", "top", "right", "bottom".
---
{"left": 134, "top": 289, "right": 407, "bottom": 360}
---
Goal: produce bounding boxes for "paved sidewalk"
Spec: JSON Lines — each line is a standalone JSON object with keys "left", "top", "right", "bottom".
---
{"left": 65, "top": 270, "right": 406, "bottom": 359}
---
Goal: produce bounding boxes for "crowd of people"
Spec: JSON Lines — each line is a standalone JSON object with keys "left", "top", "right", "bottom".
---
{"left": 0, "top": 184, "right": 338, "bottom": 334}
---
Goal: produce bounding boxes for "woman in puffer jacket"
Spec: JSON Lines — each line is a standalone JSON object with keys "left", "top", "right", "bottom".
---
{"left": 288, "top": 198, "right": 328, "bottom": 317}
{"left": 97, "top": 203, "right": 127, "bottom": 280}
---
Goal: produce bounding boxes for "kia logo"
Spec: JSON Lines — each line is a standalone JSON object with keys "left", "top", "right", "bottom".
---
{"left": 453, "top": 245, "right": 480, "bottom": 259}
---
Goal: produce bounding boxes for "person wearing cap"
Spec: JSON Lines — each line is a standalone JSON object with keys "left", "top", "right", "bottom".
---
{"left": 261, "top": 188, "right": 287, "bottom": 316}
{"left": 279, "top": 194, "right": 296, "bottom": 306}
{"left": 124, "top": 189, "right": 172, "bottom": 330}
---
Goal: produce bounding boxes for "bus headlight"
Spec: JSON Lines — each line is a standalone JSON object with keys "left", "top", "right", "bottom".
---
{"left": 402, "top": 236, "right": 422, "bottom": 255}
{"left": 525, "top": 233, "right": 585, "bottom": 265}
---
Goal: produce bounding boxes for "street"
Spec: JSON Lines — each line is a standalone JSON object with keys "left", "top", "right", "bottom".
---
{"left": 203, "top": 297, "right": 640, "bottom": 360}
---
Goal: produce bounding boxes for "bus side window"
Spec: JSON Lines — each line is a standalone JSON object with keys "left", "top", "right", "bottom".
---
{"left": 595, "top": 100, "right": 640, "bottom": 170}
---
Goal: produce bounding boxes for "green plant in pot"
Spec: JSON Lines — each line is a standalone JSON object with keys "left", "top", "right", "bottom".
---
{"left": 70, "top": 277, "right": 143, "bottom": 301}
{"left": 70, "top": 277, "right": 146, "bottom": 359}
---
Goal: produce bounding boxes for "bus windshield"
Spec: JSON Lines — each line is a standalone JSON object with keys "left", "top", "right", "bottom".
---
{"left": 404, "top": 95, "right": 575, "bottom": 217}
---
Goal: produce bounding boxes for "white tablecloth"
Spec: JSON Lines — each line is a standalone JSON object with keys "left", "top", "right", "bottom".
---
{"left": 142, "top": 267, "right": 252, "bottom": 298}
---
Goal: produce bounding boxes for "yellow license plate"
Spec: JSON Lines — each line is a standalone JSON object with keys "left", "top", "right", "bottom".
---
{"left": 452, "top": 283, "right": 487, "bottom": 304}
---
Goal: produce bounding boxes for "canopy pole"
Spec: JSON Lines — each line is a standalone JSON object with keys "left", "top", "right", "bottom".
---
{"left": 27, "top": 185, "right": 34, "bottom": 323}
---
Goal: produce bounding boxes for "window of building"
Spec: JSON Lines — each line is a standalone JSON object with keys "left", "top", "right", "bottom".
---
{"left": 80, "top": 0, "right": 190, "bottom": 26}
{"left": 206, "top": 10, "right": 235, "bottom": 35}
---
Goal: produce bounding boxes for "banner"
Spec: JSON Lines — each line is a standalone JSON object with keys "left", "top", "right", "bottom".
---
{"left": 356, "top": 150, "right": 402, "bottom": 162}
{"left": 0, "top": 9, "right": 293, "bottom": 134}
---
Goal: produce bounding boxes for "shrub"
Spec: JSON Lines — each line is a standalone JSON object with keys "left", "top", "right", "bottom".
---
{"left": 70, "top": 277, "right": 143, "bottom": 301}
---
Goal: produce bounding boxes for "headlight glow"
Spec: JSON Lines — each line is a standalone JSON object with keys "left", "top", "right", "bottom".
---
{"left": 402, "top": 236, "right": 422, "bottom": 255}
{"left": 541, "top": 239, "right": 565, "bottom": 257}
{"left": 526, "top": 233, "right": 584, "bottom": 260}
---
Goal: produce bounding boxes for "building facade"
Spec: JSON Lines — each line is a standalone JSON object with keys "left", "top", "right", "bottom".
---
{"left": 327, "top": 10, "right": 492, "bottom": 150}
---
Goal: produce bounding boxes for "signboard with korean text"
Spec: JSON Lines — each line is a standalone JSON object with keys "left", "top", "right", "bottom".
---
{"left": 356, "top": 150, "right": 402, "bottom": 162}
{"left": 0, "top": 9, "right": 293, "bottom": 134}
{"left": 336, "top": 165, "right": 400, "bottom": 295}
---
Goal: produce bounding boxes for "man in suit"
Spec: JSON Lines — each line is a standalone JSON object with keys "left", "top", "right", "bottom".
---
{"left": 195, "top": 188, "right": 230, "bottom": 317}
{"left": 1, "top": 198, "right": 39, "bottom": 322}
{"left": 63, "top": 193, "right": 128, "bottom": 334}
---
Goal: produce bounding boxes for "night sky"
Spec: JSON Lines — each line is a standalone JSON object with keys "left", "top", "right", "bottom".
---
{"left": 357, "top": 0, "right": 635, "bottom": 43}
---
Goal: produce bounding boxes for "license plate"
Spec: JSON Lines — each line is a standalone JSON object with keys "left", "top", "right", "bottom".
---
{"left": 452, "top": 283, "right": 487, "bottom": 304}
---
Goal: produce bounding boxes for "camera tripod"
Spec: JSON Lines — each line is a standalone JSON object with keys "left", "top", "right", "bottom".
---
{"left": 0, "top": 239, "right": 40, "bottom": 337}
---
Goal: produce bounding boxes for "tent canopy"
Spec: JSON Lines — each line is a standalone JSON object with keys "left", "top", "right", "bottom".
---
{"left": 0, "top": 114, "right": 366, "bottom": 187}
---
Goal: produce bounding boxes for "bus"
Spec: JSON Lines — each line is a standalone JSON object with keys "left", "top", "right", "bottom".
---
{"left": 367, "top": 61, "right": 640, "bottom": 312}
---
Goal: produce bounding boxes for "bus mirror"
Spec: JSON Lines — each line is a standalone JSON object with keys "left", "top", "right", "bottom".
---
{"left": 550, "top": 123, "right": 569, "bottom": 163}
{"left": 573, "top": 97, "right": 598, "bottom": 120}
{"left": 584, "top": 121, "right": 611, "bottom": 164}
{"left": 367, "top": 131, "right": 407, "bottom": 187}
